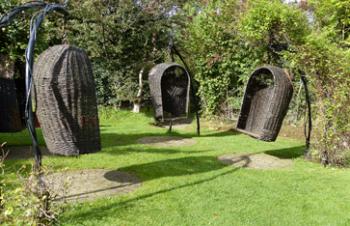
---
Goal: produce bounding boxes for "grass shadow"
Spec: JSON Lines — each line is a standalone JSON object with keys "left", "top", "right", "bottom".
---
{"left": 149, "top": 117, "right": 194, "bottom": 127}
{"left": 105, "top": 156, "right": 225, "bottom": 182}
{"left": 104, "top": 146, "right": 208, "bottom": 155}
{"left": 201, "top": 129, "right": 239, "bottom": 137}
{"left": 101, "top": 131, "right": 194, "bottom": 148}
{"left": 61, "top": 167, "right": 239, "bottom": 222}
{"left": 101, "top": 129, "right": 239, "bottom": 149}
{"left": 264, "top": 145, "right": 305, "bottom": 159}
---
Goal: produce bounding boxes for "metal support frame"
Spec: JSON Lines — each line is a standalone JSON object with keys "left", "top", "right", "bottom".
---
{"left": 168, "top": 41, "right": 201, "bottom": 136}
{"left": 301, "top": 74, "right": 312, "bottom": 158}
{"left": 0, "top": 1, "right": 68, "bottom": 171}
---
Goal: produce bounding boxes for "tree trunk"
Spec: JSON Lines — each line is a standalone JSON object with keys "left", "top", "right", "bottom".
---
{"left": 133, "top": 67, "right": 145, "bottom": 113}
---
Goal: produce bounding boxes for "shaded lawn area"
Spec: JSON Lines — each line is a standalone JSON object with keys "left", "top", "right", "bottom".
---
{"left": 2, "top": 109, "right": 350, "bottom": 226}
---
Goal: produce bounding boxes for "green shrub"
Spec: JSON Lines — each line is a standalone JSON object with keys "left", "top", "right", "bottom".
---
{"left": 0, "top": 144, "right": 61, "bottom": 225}
{"left": 289, "top": 33, "right": 350, "bottom": 165}
{"left": 183, "top": 0, "right": 309, "bottom": 117}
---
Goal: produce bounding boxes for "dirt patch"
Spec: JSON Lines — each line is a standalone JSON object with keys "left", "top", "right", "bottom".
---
{"left": 163, "top": 124, "right": 190, "bottom": 130}
{"left": 152, "top": 118, "right": 193, "bottom": 130}
{"left": 137, "top": 136, "right": 196, "bottom": 147}
{"left": 218, "top": 153, "right": 293, "bottom": 169}
{"left": 279, "top": 123, "right": 306, "bottom": 140}
{"left": 43, "top": 169, "right": 141, "bottom": 202}
{"left": 5, "top": 146, "right": 52, "bottom": 160}
{"left": 201, "top": 119, "right": 236, "bottom": 132}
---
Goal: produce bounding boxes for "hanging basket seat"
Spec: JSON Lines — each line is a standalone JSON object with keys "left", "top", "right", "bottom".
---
{"left": 34, "top": 45, "right": 101, "bottom": 156}
{"left": 236, "top": 65, "right": 293, "bottom": 142}
{"left": 0, "top": 55, "right": 24, "bottom": 132}
{"left": 148, "top": 63, "right": 191, "bottom": 122}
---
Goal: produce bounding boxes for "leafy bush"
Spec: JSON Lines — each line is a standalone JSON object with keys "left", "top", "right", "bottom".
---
{"left": 239, "top": 0, "right": 309, "bottom": 66}
{"left": 289, "top": 32, "right": 350, "bottom": 165}
{"left": 93, "top": 61, "right": 118, "bottom": 106}
{"left": 64, "top": 0, "right": 170, "bottom": 106}
{"left": 0, "top": 0, "right": 59, "bottom": 63}
{"left": 183, "top": 0, "right": 257, "bottom": 116}
{"left": 0, "top": 144, "right": 62, "bottom": 225}
{"left": 309, "top": 0, "right": 350, "bottom": 44}
{"left": 182, "top": 0, "right": 309, "bottom": 117}
{"left": 276, "top": 0, "right": 349, "bottom": 165}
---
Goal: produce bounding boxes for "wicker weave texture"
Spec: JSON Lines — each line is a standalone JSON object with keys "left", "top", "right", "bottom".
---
{"left": 237, "top": 66, "right": 293, "bottom": 141}
{"left": 34, "top": 45, "right": 101, "bottom": 156}
{"left": 0, "top": 55, "right": 23, "bottom": 132}
{"left": 148, "top": 63, "right": 190, "bottom": 121}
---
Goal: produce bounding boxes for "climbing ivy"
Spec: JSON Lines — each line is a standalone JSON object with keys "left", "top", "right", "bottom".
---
{"left": 286, "top": 0, "right": 350, "bottom": 165}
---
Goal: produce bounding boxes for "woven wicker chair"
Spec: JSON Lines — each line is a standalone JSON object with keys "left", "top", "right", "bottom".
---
{"left": 148, "top": 63, "right": 191, "bottom": 122}
{"left": 0, "top": 55, "right": 23, "bottom": 132}
{"left": 236, "top": 65, "right": 293, "bottom": 141}
{"left": 34, "top": 45, "right": 101, "bottom": 156}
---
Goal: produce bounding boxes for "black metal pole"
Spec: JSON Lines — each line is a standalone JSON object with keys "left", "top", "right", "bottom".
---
{"left": 0, "top": 1, "right": 46, "bottom": 27}
{"left": 301, "top": 74, "right": 312, "bottom": 157}
{"left": 28, "top": 4, "right": 68, "bottom": 171}
{"left": 172, "top": 46, "right": 200, "bottom": 136}
{"left": 25, "top": 12, "right": 46, "bottom": 171}
{"left": 0, "top": 2, "right": 68, "bottom": 171}
{"left": 168, "top": 36, "right": 175, "bottom": 130}
{"left": 168, "top": 36, "right": 175, "bottom": 62}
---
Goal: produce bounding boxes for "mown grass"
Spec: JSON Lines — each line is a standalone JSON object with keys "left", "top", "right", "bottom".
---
{"left": 2, "top": 108, "right": 350, "bottom": 226}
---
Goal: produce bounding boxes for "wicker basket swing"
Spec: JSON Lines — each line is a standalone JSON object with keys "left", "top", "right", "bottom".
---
{"left": 236, "top": 65, "right": 293, "bottom": 142}
{"left": 148, "top": 63, "right": 191, "bottom": 122}
{"left": 0, "top": 55, "right": 24, "bottom": 132}
{"left": 34, "top": 45, "right": 101, "bottom": 156}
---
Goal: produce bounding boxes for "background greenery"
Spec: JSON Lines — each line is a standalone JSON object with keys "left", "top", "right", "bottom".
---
{"left": 0, "top": 0, "right": 349, "bottom": 163}
{"left": 2, "top": 1, "right": 350, "bottom": 225}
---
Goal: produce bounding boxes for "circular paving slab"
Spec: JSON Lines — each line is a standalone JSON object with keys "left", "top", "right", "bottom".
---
{"left": 43, "top": 169, "right": 141, "bottom": 202}
{"left": 137, "top": 136, "right": 196, "bottom": 147}
{"left": 218, "top": 153, "right": 293, "bottom": 169}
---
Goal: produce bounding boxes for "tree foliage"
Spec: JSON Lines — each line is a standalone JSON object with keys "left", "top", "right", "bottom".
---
{"left": 287, "top": 0, "right": 350, "bottom": 165}
{"left": 63, "top": 1, "right": 164, "bottom": 105}
{"left": 182, "top": 0, "right": 308, "bottom": 116}
{"left": 1, "top": 0, "right": 350, "bottom": 165}
{"left": 0, "top": 1, "right": 34, "bottom": 61}
{"left": 309, "top": 0, "right": 350, "bottom": 44}
{"left": 297, "top": 36, "right": 350, "bottom": 165}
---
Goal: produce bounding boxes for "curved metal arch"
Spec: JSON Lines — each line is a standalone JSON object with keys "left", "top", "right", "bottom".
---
{"left": 170, "top": 46, "right": 201, "bottom": 136}
{"left": 0, "top": 1, "right": 68, "bottom": 170}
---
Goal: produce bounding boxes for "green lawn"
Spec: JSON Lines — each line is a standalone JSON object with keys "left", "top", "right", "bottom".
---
{"left": 3, "top": 109, "right": 350, "bottom": 226}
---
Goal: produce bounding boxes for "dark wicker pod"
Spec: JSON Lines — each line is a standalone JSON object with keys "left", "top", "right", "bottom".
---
{"left": 0, "top": 55, "right": 23, "bottom": 132}
{"left": 34, "top": 45, "right": 101, "bottom": 156}
{"left": 148, "top": 63, "right": 191, "bottom": 121}
{"left": 236, "top": 66, "right": 293, "bottom": 142}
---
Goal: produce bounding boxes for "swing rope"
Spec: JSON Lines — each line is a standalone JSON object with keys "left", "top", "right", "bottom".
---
{"left": 0, "top": 1, "right": 68, "bottom": 171}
